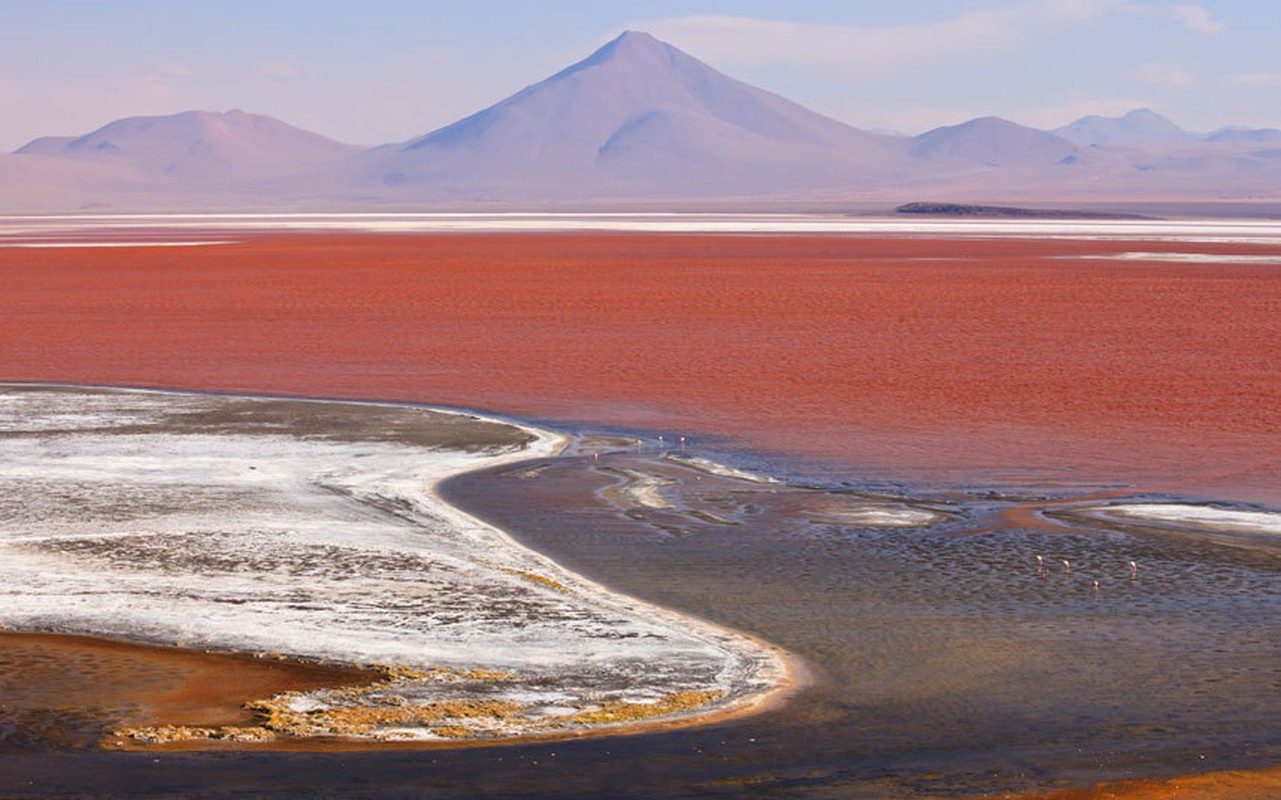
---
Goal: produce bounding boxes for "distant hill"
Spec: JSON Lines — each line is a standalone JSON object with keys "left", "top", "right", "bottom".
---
{"left": 15, "top": 109, "right": 358, "bottom": 189}
{"left": 1204, "top": 125, "right": 1281, "bottom": 143}
{"left": 1053, "top": 109, "right": 1193, "bottom": 147}
{"left": 911, "top": 117, "right": 1079, "bottom": 166}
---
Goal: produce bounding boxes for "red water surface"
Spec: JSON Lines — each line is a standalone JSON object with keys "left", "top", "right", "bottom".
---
{"left": 3, "top": 233, "right": 1279, "bottom": 500}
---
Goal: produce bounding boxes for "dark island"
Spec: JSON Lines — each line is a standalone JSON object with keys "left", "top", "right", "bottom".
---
{"left": 895, "top": 201, "right": 1151, "bottom": 220}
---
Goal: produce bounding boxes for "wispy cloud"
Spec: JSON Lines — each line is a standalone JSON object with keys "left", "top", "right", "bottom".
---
{"left": 635, "top": 2, "right": 1113, "bottom": 72}
{"left": 638, "top": 2, "right": 1226, "bottom": 78}
{"left": 1124, "top": 3, "right": 1225, "bottom": 33}
{"left": 1166, "top": 3, "right": 1224, "bottom": 33}
{"left": 1226, "top": 72, "right": 1281, "bottom": 88}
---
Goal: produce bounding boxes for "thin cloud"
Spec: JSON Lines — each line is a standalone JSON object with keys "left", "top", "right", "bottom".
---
{"left": 1226, "top": 73, "right": 1281, "bottom": 88}
{"left": 1168, "top": 3, "right": 1224, "bottom": 33}
{"left": 1123, "top": 3, "right": 1225, "bottom": 33}
{"left": 636, "top": 2, "right": 1115, "bottom": 72}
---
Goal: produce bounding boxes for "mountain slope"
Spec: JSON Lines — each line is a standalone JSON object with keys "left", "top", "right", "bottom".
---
{"left": 911, "top": 117, "right": 1079, "bottom": 166}
{"left": 364, "top": 31, "right": 913, "bottom": 199}
{"left": 16, "top": 110, "right": 358, "bottom": 188}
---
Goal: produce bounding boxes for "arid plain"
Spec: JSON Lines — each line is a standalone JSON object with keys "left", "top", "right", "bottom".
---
{"left": 2, "top": 229, "right": 1280, "bottom": 799}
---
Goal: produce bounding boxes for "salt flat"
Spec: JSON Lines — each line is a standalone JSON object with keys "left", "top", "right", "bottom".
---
{"left": 0, "top": 385, "right": 789, "bottom": 744}
{"left": 4, "top": 212, "right": 1281, "bottom": 243}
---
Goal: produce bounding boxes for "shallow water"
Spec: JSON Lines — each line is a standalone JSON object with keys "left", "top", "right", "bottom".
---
{"left": 1, "top": 431, "right": 1279, "bottom": 798}
{"left": 436, "top": 446, "right": 1281, "bottom": 797}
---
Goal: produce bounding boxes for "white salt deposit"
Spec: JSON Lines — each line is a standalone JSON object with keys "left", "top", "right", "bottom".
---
{"left": 0, "top": 240, "right": 233, "bottom": 248}
{"left": 1070, "top": 251, "right": 1281, "bottom": 264}
{"left": 0, "top": 385, "right": 790, "bottom": 742}
{"left": 820, "top": 507, "right": 941, "bottom": 527}
{"left": 665, "top": 453, "right": 782, "bottom": 485}
{"left": 1083, "top": 503, "right": 1281, "bottom": 535}
{"left": 3, "top": 213, "right": 1281, "bottom": 243}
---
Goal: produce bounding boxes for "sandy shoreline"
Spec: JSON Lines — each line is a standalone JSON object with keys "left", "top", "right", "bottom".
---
{"left": 0, "top": 384, "right": 795, "bottom": 751}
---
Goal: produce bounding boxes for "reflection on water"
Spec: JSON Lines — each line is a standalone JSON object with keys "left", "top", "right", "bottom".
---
{"left": 2, "top": 438, "right": 1279, "bottom": 798}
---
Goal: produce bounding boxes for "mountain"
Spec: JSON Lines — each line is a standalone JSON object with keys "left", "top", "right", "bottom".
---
{"left": 3, "top": 33, "right": 1281, "bottom": 212}
{"left": 911, "top": 117, "right": 1079, "bottom": 166}
{"left": 1204, "top": 125, "right": 1281, "bottom": 143}
{"left": 360, "top": 31, "right": 915, "bottom": 200}
{"left": 1053, "top": 109, "right": 1193, "bottom": 147}
{"left": 15, "top": 109, "right": 358, "bottom": 188}
{"left": 0, "top": 150, "right": 144, "bottom": 211}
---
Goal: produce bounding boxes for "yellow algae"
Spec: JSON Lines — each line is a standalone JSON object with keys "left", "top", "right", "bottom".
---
{"left": 430, "top": 725, "right": 472, "bottom": 739}
{"left": 499, "top": 566, "right": 573, "bottom": 594}
{"left": 114, "top": 725, "right": 274, "bottom": 745}
{"left": 568, "top": 690, "right": 724, "bottom": 725}
{"left": 458, "top": 667, "right": 517, "bottom": 682}
{"left": 373, "top": 663, "right": 516, "bottom": 683}
{"left": 244, "top": 694, "right": 527, "bottom": 738}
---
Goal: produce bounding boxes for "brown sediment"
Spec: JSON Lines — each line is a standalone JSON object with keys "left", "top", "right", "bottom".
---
{"left": 104, "top": 635, "right": 801, "bottom": 753}
{"left": 0, "top": 624, "right": 797, "bottom": 753}
{"left": 0, "top": 630, "right": 374, "bottom": 737}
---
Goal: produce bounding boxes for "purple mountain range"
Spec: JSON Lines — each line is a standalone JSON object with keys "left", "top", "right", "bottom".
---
{"left": 3, "top": 31, "right": 1280, "bottom": 212}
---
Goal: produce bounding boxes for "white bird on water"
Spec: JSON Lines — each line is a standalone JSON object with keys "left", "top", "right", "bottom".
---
{"left": 1129, "top": 560, "right": 1138, "bottom": 579}
{"left": 1062, "top": 559, "right": 1071, "bottom": 573}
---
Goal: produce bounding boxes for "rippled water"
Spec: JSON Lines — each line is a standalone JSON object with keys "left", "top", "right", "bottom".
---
{"left": 436, "top": 446, "right": 1281, "bottom": 798}
{"left": 1, "top": 414, "right": 1279, "bottom": 798}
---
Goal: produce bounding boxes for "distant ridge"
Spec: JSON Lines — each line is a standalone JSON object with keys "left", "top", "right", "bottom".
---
{"left": 4, "top": 32, "right": 1281, "bottom": 212}
{"left": 1053, "top": 109, "right": 1192, "bottom": 147}
{"left": 911, "top": 117, "right": 1079, "bottom": 166}
{"left": 14, "top": 109, "right": 358, "bottom": 188}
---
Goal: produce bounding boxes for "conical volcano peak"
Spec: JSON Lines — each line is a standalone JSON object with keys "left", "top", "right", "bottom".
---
{"left": 607, "top": 29, "right": 663, "bottom": 50}
{"left": 547, "top": 29, "right": 686, "bottom": 82}
{"left": 383, "top": 28, "right": 906, "bottom": 198}
{"left": 591, "top": 30, "right": 671, "bottom": 60}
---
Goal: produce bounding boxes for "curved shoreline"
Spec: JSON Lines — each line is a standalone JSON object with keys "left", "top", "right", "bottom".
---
{"left": 0, "top": 383, "right": 797, "bottom": 750}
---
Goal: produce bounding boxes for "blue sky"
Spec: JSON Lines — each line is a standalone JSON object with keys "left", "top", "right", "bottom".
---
{"left": 2, "top": 1, "right": 1278, "bottom": 151}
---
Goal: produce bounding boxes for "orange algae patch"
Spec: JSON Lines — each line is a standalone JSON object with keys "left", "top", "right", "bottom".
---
{"left": 984, "top": 765, "right": 1281, "bottom": 800}
{"left": 0, "top": 630, "right": 372, "bottom": 743}
{"left": 115, "top": 662, "right": 525, "bottom": 744}
{"left": 113, "top": 662, "right": 731, "bottom": 745}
